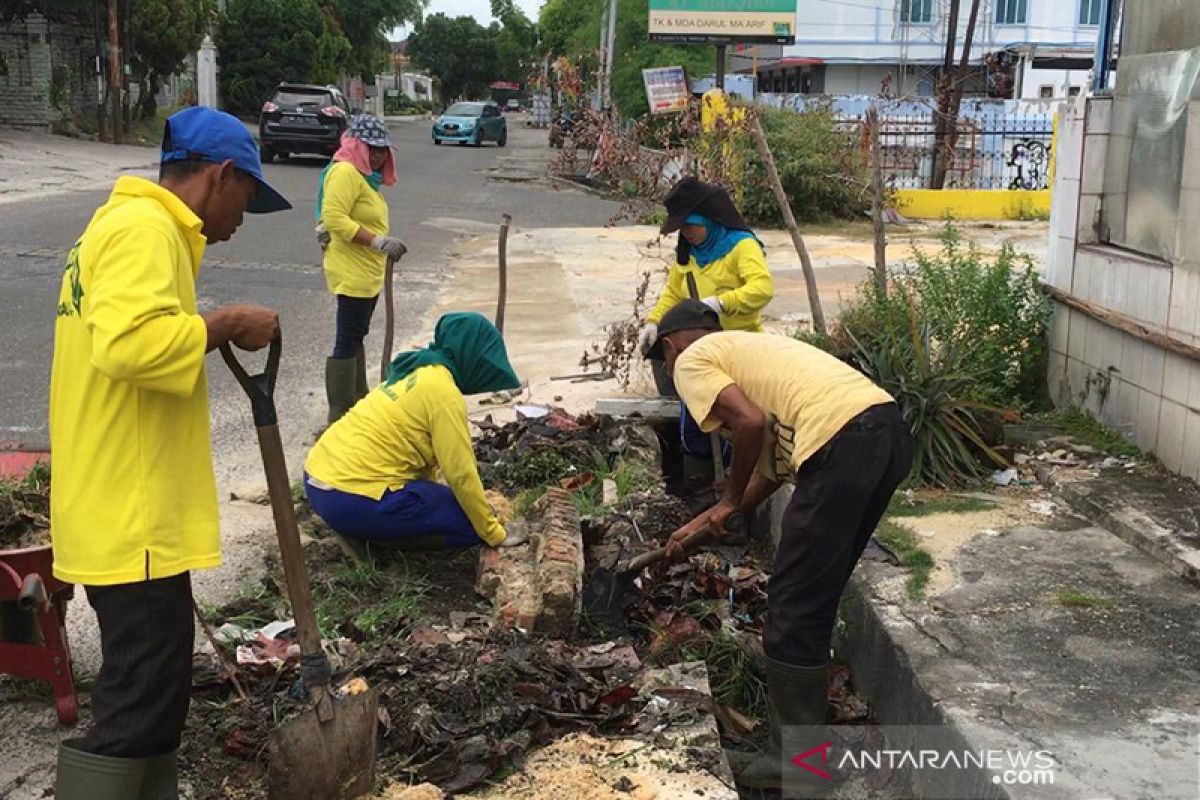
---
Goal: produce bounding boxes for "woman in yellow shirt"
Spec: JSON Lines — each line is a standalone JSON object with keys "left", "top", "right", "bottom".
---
{"left": 316, "top": 114, "right": 407, "bottom": 422}
{"left": 639, "top": 177, "right": 774, "bottom": 458}
{"left": 304, "top": 313, "right": 525, "bottom": 549}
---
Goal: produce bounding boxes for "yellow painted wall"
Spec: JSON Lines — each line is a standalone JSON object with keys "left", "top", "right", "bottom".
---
{"left": 894, "top": 189, "right": 1051, "bottom": 221}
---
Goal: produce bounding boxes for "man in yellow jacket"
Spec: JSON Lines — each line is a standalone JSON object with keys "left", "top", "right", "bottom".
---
{"left": 50, "top": 107, "right": 290, "bottom": 799}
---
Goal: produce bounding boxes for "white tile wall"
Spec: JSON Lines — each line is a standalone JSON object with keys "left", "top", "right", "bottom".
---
{"left": 1141, "top": 346, "right": 1166, "bottom": 395}
{"left": 1051, "top": 179, "right": 1081, "bottom": 244}
{"left": 1046, "top": 236, "right": 1076, "bottom": 290}
{"left": 1145, "top": 266, "right": 1173, "bottom": 329}
{"left": 1135, "top": 388, "right": 1163, "bottom": 455}
{"left": 1065, "top": 356, "right": 1090, "bottom": 409}
{"left": 1169, "top": 267, "right": 1200, "bottom": 342}
{"left": 1048, "top": 352, "right": 1068, "bottom": 404}
{"left": 1086, "top": 98, "right": 1112, "bottom": 136}
{"left": 1112, "top": 98, "right": 1135, "bottom": 140}
{"left": 1056, "top": 113, "right": 1084, "bottom": 183}
{"left": 1049, "top": 303, "right": 1071, "bottom": 355}
{"left": 1106, "top": 378, "right": 1138, "bottom": 439}
{"left": 1104, "top": 138, "right": 1131, "bottom": 196}
{"left": 1182, "top": 410, "right": 1200, "bottom": 482}
{"left": 1163, "top": 353, "right": 1192, "bottom": 407}
{"left": 1190, "top": 358, "right": 1200, "bottom": 413}
{"left": 1072, "top": 249, "right": 1098, "bottom": 302}
{"left": 1125, "top": 263, "right": 1152, "bottom": 325}
{"left": 1077, "top": 195, "right": 1101, "bottom": 245}
{"left": 1117, "top": 332, "right": 1143, "bottom": 386}
{"left": 1183, "top": 102, "right": 1200, "bottom": 192}
{"left": 1085, "top": 316, "right": 1108, "bottom": 369}
{"left": 1157, "top": 401, "right": 1187, "bottom": 473}
{"left": 1081, "top": 134, "right": 1109, "bottom": 196}
{"left": 1178, "top": 189, "right": 1200, "bottom": 265}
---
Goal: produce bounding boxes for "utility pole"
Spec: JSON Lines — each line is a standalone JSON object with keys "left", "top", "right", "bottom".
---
{"left": 715, "top": 44, "right": 726, "bottom": 90}
{"left": 107, "top": 0, "right": 122, "bottom": 144}
{"left": 932, "top": 0, "right": 981, "bottom": 190}
{"left": 602, "top": 0, "right": 618, "bottom": 110}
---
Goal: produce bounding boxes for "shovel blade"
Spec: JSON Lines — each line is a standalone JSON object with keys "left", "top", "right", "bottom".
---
{"left": 268, "top": 689, "right": 379, "bottom": 800}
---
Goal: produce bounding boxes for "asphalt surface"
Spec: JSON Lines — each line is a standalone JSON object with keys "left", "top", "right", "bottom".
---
{"left": 0, "top": 116, "right": 620, "bottom": 487}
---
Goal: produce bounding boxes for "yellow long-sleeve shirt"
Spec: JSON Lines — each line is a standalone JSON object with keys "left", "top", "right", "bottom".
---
{"left": 304, "top": 365, "right": 506, "bottom": 546}
{"left": 320, "top": 160, "right": 389, "bottom": 298}
{"left": 50, "top": 176, "right": 218, "bottom": 585}
{"left": 647, "top": 238, "right": 774, "bottom": 332}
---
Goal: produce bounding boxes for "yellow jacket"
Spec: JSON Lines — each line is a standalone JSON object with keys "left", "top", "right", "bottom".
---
{"left": 647, "top": 238, "right": 774, "bottom": 332}
{"left": 304, "top": 365, "right": 506, "bottom": 546}
{"left": 50, "top": 176, "right": 218, "bottom": 585}
{"left": 320, "top": 160, "right": 389, "bottom": 298}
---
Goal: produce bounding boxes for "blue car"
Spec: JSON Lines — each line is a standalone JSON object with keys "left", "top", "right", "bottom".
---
{"left": 432, "top": 101, "right": 508, "bottom": 147}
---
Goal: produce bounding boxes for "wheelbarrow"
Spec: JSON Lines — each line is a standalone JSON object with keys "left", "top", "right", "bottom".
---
{"left": 0, "top": 450, "right": 78, "bottom": 726}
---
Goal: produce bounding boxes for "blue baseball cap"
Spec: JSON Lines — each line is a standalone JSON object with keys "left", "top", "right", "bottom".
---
{"left": 161, "top": 106, "right": 291, "bottom": 214}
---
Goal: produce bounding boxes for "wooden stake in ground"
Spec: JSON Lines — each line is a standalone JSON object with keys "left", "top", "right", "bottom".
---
{"left": 867, "top": 104, "right": 888, "bottom": 297}
{"left": 192, "top": 599, "right": 250, "bottom": 703}
{"left": 496, "top": 213, "right": 512, "bottom": 334}
{"left": 749, "top": 114, "right": 827, "bottom": 335}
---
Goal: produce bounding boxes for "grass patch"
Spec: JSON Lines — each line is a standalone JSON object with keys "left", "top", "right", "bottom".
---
{"left": 887, "top": 493, "right": 997, "bottom": 518}
{"left": 1055, "top": 590, "right": 1116, "bottom": 609}
{"left": 312, "top": 559, "right": 429, "bottom": 641}
{"left": 647, "top": 624, "right": 766, "bottom": 718}
{"left": 875, "top": 520, "right": 935, "bottom": 600}
{"left": 512, "top": 486, "right": 547, "bottom": 517}
{"left": 1038, "top": 409, "right": 1140, "bottom": 458}
{"left": 125, "top": 106, "right": 181, "bottom": 147}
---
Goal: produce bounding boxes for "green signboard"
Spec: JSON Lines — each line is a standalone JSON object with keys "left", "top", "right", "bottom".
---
{"left": 649, "top": 0, "right": 798, "bottom": 44}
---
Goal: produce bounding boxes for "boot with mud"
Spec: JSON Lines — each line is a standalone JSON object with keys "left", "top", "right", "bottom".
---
{"left": 734, "top": 657, "right": 831, "bottom": 796}
{"left": 325, "top": 356, "right": 358, "bottom": 424}
{"left": 354, "top": 344, "right": 369, "bottom": 400}
{"left": 55, "top": 740, "right": 148, "bottom": 800}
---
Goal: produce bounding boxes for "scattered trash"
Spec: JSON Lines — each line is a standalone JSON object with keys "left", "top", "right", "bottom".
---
{"left": 1028, "top": 500, "right": 1059, "bottom": 516}
{"left": 992, "top": 468, "right": 1019, "bottom": 487}
{"left": 338, "top": 677, "right": 370, "bottom": 697}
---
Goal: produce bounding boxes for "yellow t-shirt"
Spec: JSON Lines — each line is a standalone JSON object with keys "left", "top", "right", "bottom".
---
{"left": 673, "top": 332, "right": 895, "bottom": 481}
{"left": 50, "top": 176, "right": 217, "bottom": 586}
{"left": 320, "top": 160, "right": 389, "bottom": 298}
{"left": 304, "top": 365, "right": 506, "bottom": 546}
{"left": 647, "top": 238, "right": 773, "bottom": 333}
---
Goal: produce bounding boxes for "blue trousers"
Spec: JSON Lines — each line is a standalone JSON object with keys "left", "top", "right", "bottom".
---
{"left": 305, "top": 475, "right": 485, "bottom": 548}
{"left": 680, "top": 408, "right": 731, "bottom": 463}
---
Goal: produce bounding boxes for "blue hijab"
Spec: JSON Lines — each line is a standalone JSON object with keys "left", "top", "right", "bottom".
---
{"left": 684, "top": 213, "right": 761, "bottom": 267}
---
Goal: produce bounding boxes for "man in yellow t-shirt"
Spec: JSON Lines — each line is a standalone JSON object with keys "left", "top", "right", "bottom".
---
{"left": 50, "top": 107, "right": 290, "bottom": 799}
{"left": 646, "top": 300, "right": 913, "bottom": 792}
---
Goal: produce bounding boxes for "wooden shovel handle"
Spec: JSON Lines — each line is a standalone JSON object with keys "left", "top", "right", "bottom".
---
{"left": 623, "top": 512, "right": 745, "bottom": 573}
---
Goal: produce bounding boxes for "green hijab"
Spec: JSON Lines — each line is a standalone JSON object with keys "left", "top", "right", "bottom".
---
{"left": 386, "top": 312, "right": 520, "bottom": 395}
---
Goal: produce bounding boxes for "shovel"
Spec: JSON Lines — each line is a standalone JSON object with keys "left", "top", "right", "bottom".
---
{"left": 584, "top": 512, "right": 745, "bottom": 620}
{"left": 379, "top": 250, "right": 402, "bottom": 382}
{"left": 220, "top": 336, "right": 379, "bottom": 800}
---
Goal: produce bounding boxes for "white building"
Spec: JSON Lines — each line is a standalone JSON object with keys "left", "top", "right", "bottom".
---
{"left": 740, "top": 0, "right": 1101, "bottom": 99}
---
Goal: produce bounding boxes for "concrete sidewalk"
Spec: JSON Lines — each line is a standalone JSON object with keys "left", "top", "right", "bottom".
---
{"left": 0, "top": 130, "right": 157, "bottom": 206}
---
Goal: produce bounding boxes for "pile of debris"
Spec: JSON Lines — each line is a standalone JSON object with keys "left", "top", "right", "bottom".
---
{"left": 0, "top": 462, "right": 51, "bottom": 550}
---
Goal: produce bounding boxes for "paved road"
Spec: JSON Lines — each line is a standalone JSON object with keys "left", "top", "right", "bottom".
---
{"left": 0, "top": 116, "right": 619, "bottom": 486}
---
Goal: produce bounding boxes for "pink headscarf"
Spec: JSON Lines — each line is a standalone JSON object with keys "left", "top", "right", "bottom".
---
{"left": 332, "top": 134, "right": 397, "bottom": 187}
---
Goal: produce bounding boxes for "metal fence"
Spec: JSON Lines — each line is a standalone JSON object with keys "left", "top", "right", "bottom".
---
{"left": 841, "top": 113, "right": 1054, "bottom": 191}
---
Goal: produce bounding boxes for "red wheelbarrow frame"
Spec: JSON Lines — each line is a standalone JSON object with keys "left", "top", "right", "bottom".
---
{"left": 0, "top": 446, "right": 77, "bottom": 726}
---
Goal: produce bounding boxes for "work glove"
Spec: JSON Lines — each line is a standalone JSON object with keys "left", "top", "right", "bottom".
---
{"left": 370, "top": 235, "right": 408, "bottom": 260}
{"left": 638, "top": 322, "right": 659, "bottom": 356}
{"left": 315, "top": 223, "right": 331, "bottom": 251}
{"left": 497, "top": 520, "right": 530, "bottom": 548}
{"left": 701, "top": 296, "right": 724, "bottom": 315}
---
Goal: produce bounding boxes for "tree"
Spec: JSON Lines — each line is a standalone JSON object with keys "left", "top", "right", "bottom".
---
{"left": 322, "top": 0, "right": 425, "bottom": 79}
{"left": 407, "top": 14, "right": 498, "bottom": 105}
{"left": 216, "top": 0, "right": 328, "bottom": 117}
{"left": 491, "top": 0, "right": 537, "bottom": 84}
{"left": 129, "top": 0, "right": 215, "bottom": 118}
{"left": 538, "top": 0, "right": 601, "bottom": 59}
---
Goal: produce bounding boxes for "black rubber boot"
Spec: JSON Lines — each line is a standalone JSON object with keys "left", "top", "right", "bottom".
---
{"left": 354, "top": 345, "right": 369, "bottom": 400}
{"left": 56, "top": 740, "right": 147, "bottom": 800}
{"left": 735, "top": 657, "right": 830, "bottom": 795}
{"left": 325, "top": 357, "right": 358, "bottom": 424}
{"left": 139, "top": 749, "right": 179, "bottom": 800}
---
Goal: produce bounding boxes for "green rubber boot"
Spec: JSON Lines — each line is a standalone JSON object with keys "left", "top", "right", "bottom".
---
{"left": 325, "top": 356, "right": 358, "bottom": 424}
{"left": 734, "top": 657, "right": 830, "bottom": 795}
{"left": 140, "top": 749, "right": 179, "bottom": 800}
{"left": 354, "top": 345, "right": 369, "bottom": 401}
{"left": 56, "top": 740, "right": 147, "bottom": 800}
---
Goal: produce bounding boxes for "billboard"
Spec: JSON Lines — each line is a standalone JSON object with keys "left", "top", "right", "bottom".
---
{"left": 642, "top": 66, "right": 690, "bottom": 114}
{"left": 649, "top": 0, "right": 797, "bottom": 45}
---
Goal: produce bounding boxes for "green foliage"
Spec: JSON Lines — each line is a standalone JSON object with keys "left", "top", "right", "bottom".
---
{"left": 322, "top": 0, "right": 424, "bottom": 79}
{"left": 852, "top": 306, "right": 1008, "bottom": 487}
{"left": 1037, "top": 409, "right": 1140, "bottom": 457}
{"left": 313, "top": 559, "right": 428, "bottom": 640}
{"left": 384, "top": 95, "right": 433, "bottom": 115}
{"left": 647, "top": 623, "right": 766, "bottom": 717}
{"left": 1055, "top": 590, "right": 1116, "bottom": 609}
{"left": 486, "top": 449, "right": 578, "bottom": 493}
{"left": 130, "top": 0, "right": 215, "bottom": 88}
{"left": 216, "top": 0, "right": 329, "bottom": 117}
{"left": 512, "top": 486, "right": 548, "bottom": 517}
{"left": 736, "top": 105, "right": 871, "bottom": 225}
{"left": 407, "top": 13, "right": 499, "bottom": 104}
{"left": 874, "top": 520, "right": 934, "bottom": 600}
{"left": 900, "top": 226, "right": 1049, "bottom": 408}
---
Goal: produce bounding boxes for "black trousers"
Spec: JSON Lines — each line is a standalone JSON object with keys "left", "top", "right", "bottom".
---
{"left": 765, "top": 403, "right": 913, "bottom": 666}
{"left": 332, "top": 294, "right": 379, "bottom": 359}
{"left": 75, "top": 573, "right": 195, "bottom": 758}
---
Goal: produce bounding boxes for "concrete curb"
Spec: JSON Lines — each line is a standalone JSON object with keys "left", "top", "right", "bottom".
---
{"left": 1052, "top": 478, "right": 1200, "bottom": 587}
